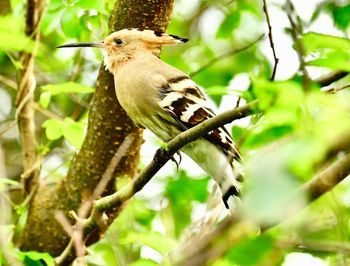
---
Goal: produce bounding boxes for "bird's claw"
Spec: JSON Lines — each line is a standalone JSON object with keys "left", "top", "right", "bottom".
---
{"left": 170, "top": 151, "right": 182, "bottom": 170}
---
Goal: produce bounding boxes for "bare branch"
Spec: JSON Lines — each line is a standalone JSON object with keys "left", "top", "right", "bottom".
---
{"left": 262, "top": 0, "right": 279, "bottom": 81}
{"left": 16, "top": 0, "right": 46, "bottom": 193}
{"left": 315, "top": 70, "right": 349, "bottom": 87}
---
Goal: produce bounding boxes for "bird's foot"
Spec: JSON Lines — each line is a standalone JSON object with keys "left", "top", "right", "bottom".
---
{"left": 170, "top": 151, "right": 182, "bottom": 170}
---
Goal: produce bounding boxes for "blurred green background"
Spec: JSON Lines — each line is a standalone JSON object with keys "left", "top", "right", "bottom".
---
{"left": 1, "top": 0, "right": 350, "bottom": 265}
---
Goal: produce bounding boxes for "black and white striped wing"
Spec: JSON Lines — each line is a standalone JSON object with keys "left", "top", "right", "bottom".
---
{"left": 159, "top": 76, "right": 241, "bottom": 164}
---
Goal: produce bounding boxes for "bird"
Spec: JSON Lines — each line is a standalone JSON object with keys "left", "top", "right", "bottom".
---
{"left": 58, "top": 28, "right": 243, "bottom": 209}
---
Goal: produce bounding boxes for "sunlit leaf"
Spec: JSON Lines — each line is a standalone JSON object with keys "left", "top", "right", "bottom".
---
{"left": 129, "top": 259, "right": 158, "bottom": 266}
{"left": 39, "top": 91, "right": 51, "bottom": 108}
{"left": 216, "top": 13, "right": 240, "bottom": 39}
{"left": 226, "top": 235, "right": 274, "bottom": 266}
{"left": 165, "top": 171, "right": 210, "bottom": 237}
{"left": 62, "top": 117, "right": 86, "bottom": 148}
{"left": 78, "top": 0, "right": 105, "bottom": 13}
{"left": 0, "top": 32, "right": 34, "bottom": 52}
{"left": 87, "top": 240, "right": 118, "bottom": 266}
{"left": 331, "top": 4, "right": 350, "bottom": 30}
{"left": 42, "top": 119, "right": 63, "bottom": 140}
{"left": 60, "top": 7, "right": 80, "bottom": 38}
{"left": 302, "top": 32, "right": 350, "bottom": 53}
{"left": 307, "top": 56, "right": 350, "bottom": 72}
{"left": 41, "top": 82, "right": 95, "bottom": 95}
{"left": 19, "top": 251, "right": 54, "bottom": 266}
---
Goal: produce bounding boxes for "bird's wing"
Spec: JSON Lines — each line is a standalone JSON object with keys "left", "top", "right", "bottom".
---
{"left": 158, "top": 75, "right": 241, "bottom": 163}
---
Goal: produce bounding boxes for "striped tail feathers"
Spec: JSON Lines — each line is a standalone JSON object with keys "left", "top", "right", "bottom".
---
{"left": 158, "top": 74, "right": 243, "bottom": 208}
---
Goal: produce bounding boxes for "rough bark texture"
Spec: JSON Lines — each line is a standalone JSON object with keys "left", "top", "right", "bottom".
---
{"left": 18, "top": 0, "right": 174, "bottom": 258}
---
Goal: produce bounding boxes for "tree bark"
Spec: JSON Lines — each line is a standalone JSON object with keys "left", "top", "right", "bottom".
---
{"left": 18, "top": 0, "right": 174, "bottom": 258}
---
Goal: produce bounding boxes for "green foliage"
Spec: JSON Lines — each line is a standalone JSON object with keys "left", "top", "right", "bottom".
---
{"left": 39, "top": 82, "right": 94, "bottom": 108}
{"left": 42, "top": 117, "right": 86, "bottom": 148}
{"left": 165, "top": 171, "right": 210, "bottom": 237}
{"left": 1, "top": 0, "right": 350, "bottom": 265}
{"left": 121, "top": 231, "right": 176, "bottom": 255}
{"left": 0, "top": 15, "right": 34, "bottom": 53}
{"left": 226, "top": 235, "right": 275, "bottom": 266}
{"left": 303, "top": 32, "right": 350, "bottom": 71}
{"left": 19, "top": 251, "right": 55, "bottom": 266}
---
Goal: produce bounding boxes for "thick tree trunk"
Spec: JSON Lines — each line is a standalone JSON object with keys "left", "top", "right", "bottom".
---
{"left": 18, "top": 0, "right": 174, "bottom": 259}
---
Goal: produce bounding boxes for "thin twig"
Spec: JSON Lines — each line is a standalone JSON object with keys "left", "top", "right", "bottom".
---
{"left": 55, "top": 134, "right": 136, "bottom": 265}
{"left": 262, "top": 0, "right": 279, "bottom": 81}
{"left": 32, "top": 102, "right": 63, "bottom": 121}
{"left": 285, "top": 0, "right": 312, "bottom": 91}
{"left": 190, "top": 34, "right": 265, "bottom": 77}
{"left": 324, "top": 83, "right": 350, "bottom": 94}
{"left": 0, "top": 74, "right": 16, "bottom": 90}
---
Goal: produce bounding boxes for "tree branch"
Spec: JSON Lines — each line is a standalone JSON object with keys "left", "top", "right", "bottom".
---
{"left": 172, "top": 151, "right": 350, "bottom": 266}
{"left": 18, "top": 0, "right": 175, "bottom": 258}
{"left": 55, "top": 100, "right": 258, "bottom": 265}
{"left": 15, "top": 0, "right": 46, "bottom": 193}
{"left": 315, "top": 70, "right": 349, "bottom": 87}
{"left": 262, "top": 0, "right": 279, "bottom": 81}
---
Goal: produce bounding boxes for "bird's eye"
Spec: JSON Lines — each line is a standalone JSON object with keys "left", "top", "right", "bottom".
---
{"left": 114, "top": 39, "right": 124, "bottom": 45}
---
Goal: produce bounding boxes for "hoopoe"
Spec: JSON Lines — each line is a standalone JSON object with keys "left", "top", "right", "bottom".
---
{"left": 58, "top": 28, "right": 243, "bottom": 209}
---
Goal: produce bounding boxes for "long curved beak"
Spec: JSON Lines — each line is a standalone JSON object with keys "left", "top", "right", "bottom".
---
{"left": 57, "top": 40, "right": 104, "bottom": 48}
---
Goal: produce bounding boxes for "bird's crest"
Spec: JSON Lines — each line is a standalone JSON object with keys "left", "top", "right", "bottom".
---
{"left": 106, "top": 28, "right": 189, "bottom": 46}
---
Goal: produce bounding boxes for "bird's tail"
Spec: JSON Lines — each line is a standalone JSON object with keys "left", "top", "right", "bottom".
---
{"left": 182, "top": 138, "right": 243, "bottom": 209}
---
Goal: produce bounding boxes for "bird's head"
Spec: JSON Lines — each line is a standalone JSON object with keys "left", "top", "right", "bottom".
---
{"left": 57, "top": 28, "right": 188, "bottom": 72}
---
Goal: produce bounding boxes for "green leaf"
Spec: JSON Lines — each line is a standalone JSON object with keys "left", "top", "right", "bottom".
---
{"left": 41, "top": 82, "right": 95, "bottom": 95}
{"left": 206, "top": 86, "right": 230, "bottom": 96}
{"left": 0, "top": 31, "right": 34, "bottom": 52}
{"left": 78, "top": 0, "right": 105, "bottom": 12}
{"left": 231, "top": 125, "right": 245, "bottom": 140}
{"left": 87, "top": 240, "right": 118, "bottom": 266}
{"left": 60, "top": 7, "right": 81, "bottom": 38}
{"left": 62, "top": 117, "right": 86, "bottom": 148}
{"left": 252, "top": 77, "right": 304, "bottom": 110}
{"left": 19, "top": 251, "right": 54, "bottom": 266}
{"left": 216, "top": 13, "right": 240, "bottom": 39}
{"left": 226, "top": 235, "right": 274, "bottom": 266}
{"left": 165, "top": 171, "right": 210, "bottom": 237}
{"left": 307, "top": 56, "right": 350, "bottom": 72}
{"left": 121, "top": 232, "right": 176, "bottom": 255}
{"left": 41, "top": 10, "right": 64, "bottom": 35}
{"left": 42, "top": 119, "right": 63, "bottom": 140}
{"left": 244, "top": 125, "right": 293, "bottom": 148}
{"left": 129, "top": 259, "right": 158, "bottom": 266}
{"left": 302, "top": 32, "right": 350, "bottom": 53}
{"left": 332, "top": 4, "right": 350, "bottom": 30}
{"left": 39, "top": 91, "right": 52, "bottom": 108}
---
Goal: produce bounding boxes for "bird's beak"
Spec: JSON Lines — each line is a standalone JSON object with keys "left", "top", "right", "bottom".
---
{"left": 57, "top": 40, "right": 104, "bottom": 48}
